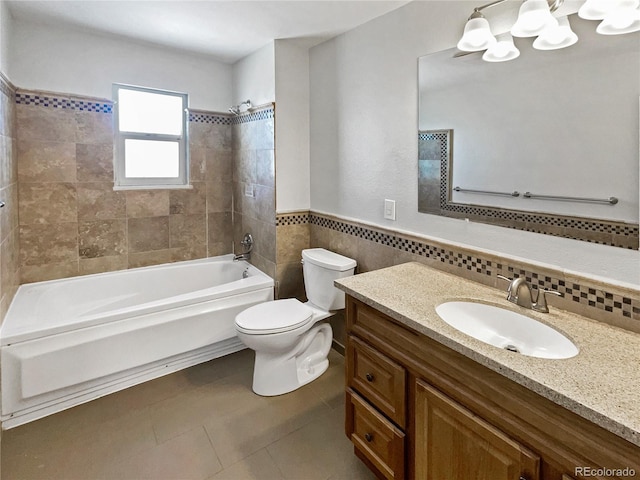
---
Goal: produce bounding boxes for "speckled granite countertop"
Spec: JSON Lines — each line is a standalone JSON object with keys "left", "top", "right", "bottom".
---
{"left": 335, "top": 262, "right": 640, "bottom": 447}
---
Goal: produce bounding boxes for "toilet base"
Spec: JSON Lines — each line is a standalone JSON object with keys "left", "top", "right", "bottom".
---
{"left": 251, "top": 323, "right": 332, "bottom": 396}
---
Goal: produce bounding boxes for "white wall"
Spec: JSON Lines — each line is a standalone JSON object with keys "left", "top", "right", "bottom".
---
{"left": 274, "top": 39, "right": 310, "bottom": 213}
{"left": 0, "top": 0, "right": 11, "bottom": 76}
{"left": 9, "top": 18, "right": 232, "bottom": 111}
{"left": 232, "top": 42, "right": 275, "bottom": 107}
{"left": 309, "top": 1, "right": 640, "bottom": 286}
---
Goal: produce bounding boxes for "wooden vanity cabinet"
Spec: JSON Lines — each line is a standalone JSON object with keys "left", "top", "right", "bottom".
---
{"left": 344, "top": 295, "right": 640, "bottom": 480}
{"left": 414, "top": 379, "right": 540, "bottom": 480}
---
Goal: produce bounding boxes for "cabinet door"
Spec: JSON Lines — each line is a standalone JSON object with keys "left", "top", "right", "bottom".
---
{"left": 346, "top": 389, "right": 405, "bottom": 480}
{"left": 347, "top": 335, "right": 406, "bottom": 427}
{"left": 415, "top": 379, "right": 540, "bottom": 480}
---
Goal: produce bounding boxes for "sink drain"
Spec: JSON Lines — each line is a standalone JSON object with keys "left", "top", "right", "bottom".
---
{"left": 504, "top": 344, "right": 520, "bottom": 353}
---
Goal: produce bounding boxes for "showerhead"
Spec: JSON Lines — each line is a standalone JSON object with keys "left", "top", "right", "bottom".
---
{"left": 228, "top": 105, "right": 240, "bottom": 115}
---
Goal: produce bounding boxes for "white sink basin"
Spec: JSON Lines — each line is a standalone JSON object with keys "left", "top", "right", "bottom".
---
{"left": 435, "top": 301, "right": 579, "bottom": 359}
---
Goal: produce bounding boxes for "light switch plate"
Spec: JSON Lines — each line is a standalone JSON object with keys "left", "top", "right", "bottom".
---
{"left": 244, "top": 184, "right": 255, "bottom": 197}
{"left": 384, "top": 199, "right": 396, "bottom": 220}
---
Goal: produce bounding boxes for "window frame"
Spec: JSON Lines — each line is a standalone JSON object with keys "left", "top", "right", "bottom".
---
{"left": 113, "top": 83, "right": 190, "bottom": 189}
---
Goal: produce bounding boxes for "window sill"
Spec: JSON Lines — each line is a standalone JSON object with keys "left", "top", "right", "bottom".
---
{"left": 113, "top": 184, "right": 194, "bottom": 191}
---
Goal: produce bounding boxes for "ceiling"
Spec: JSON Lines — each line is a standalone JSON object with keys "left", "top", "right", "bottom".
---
{"left": 6, "top": 0, "right": 412, "bottom": 64}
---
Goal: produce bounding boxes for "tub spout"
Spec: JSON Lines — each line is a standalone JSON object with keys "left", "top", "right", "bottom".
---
{"left": 233, "top": 253, "right": 251, "bottom": 262}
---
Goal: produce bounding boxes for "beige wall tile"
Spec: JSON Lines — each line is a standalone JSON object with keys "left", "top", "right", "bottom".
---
{"left": 189, "top": 145, "right": 206, "bottom": 182}
{"left": 128, "top": 249, "right": 174, "bottom": 269}
{"left": 79, "top": 219, "right": 127, "bottom": 259}
{"left": 0, "top": 134, "right": 12, "bottom": 188}
{"left": 208, "top": 241, "right": 232, "bottom": 257}
{"left": 171, "top": 245, "right": 207, "bottom": 262}
{"left": 76, "top": 143, "right": 113, "bottom": 182}
{"left": 19, "top": 223, "right": 78, "bottom": 267}
{"left": 275, "top": 261, "right": 305, "bottom": 301}
{"left": 169, "top": 182, "right": 206, "bottom": 215}
{"left": 21, "top": 261, "right": 79, "bottom": 283}
{"left": 19, "top": 182, "right": 77, "bottom": 225}
{"left": 126, "top": 190, "right": 170, "bottom": 218}
{"left": 206, "top": 178, "right": 232, "bottom": 213}
{"left": 208, "top": 212, "right": 233, "bottom": 247}
{"left": 17, "top": 140, "right": 76, "bottom": 183}
{"left": 79, "top": 255, "right": 128, "bottom": 276}
{"left": 256, "top": 149, "right": 274, "bottom": 188}
{"left": 16, "top": 104, "right": 76, "bottom": 143}
{"left": 277, "top": 223, "right": 310, "bottom": 264}
{"left": 78, "top": 182, "right": 126, "bottom": 221}
{"left": 1, "top": 229, "right": 19, "bottom": 298}
{"left": 75, "top": 111, "right": 113, "bottom": 144}
{"left": 128, "top": 216, "right": 169, "bottom": 253}
{"left": 169, "top": 214, "right": 206, "bottom": 249}
{"left": 254, "top": 185, "right": 275, "bottom": 223}
{"left": 206, "top": 149, "right": 232, "bottom": 182}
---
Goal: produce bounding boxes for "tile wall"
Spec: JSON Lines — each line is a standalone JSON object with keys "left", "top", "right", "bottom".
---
{"left": 232, "top": 107, "right": 277, "bottom": 279}
{"left": 300, "top": 211, "right": 640, "bottom": 344}
{"left": 15, "top": 91, "right": 234, "bottom": 283}
{"left": 276, "top": 211, "right": 310, "bottom": 301}
{"left": 0, "top": 73, "right": 20, "bottom": 322}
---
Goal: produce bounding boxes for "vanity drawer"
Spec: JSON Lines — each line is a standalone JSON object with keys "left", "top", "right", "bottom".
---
{"left": 346, "top": 389, "right": 405, "bottom": 480}
{"left": 347, "top": 334, "right": 406, "bottom": 427}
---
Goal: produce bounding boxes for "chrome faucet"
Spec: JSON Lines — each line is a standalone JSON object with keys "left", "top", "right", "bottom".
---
{"left": 233, "top": 233, "right": 254, "bottom": 261}
{"left": 497, "top": 275, "right": 562, "bottom": 313}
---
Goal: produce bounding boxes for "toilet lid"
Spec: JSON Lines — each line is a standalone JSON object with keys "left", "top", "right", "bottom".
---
{"left": 235, "top": 299, "right": 314, "bottom": 334}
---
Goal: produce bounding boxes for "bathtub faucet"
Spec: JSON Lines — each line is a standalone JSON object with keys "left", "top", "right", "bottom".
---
{"left": 233, "top": 233, "right": 254, "bottom": 261}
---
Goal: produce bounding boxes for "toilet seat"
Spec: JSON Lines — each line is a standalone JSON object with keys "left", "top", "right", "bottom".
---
{"left": 235, "top": 298, "right": 314, "bottom": 335}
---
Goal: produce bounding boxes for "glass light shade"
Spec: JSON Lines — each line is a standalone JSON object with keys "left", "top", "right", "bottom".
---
{"left": 482, "top": 33, "right": 521, "bottom": 62}
{"left": 578, "top": 0, "right": 639, "bottom": 20}
{"left": 457, "top": 16, "right": 496, "bottom": 51}
{"left": 511, "top": 0, "right": 559, "bottom": 37}
{"left": 533, "top": 16, "right": 579, "bottom": 50}
{"left": 596, "top": 7, "right": 640, "bottom": 34}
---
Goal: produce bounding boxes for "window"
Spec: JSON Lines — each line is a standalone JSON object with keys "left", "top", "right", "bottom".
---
{"left": 113, "top": 84, "right": 189, "bottom": 188}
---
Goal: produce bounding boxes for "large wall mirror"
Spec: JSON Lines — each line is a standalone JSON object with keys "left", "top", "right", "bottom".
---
{"left": 418, "top": 13, "right": 639, "bottom": 249}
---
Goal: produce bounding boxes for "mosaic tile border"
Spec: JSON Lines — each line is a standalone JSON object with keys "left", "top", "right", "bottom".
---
{"left": 276, "top": 212, "right": 310, "bottom": 227}
{"left": 188, "top": 111, "right": 231, "bottom": 125}
{"left": 231, "top": 107, "right": 274, "bottom": 125}
{"left": 16, "top": 92, "right": 113, "bottom": 113}
{"left": 15, "top": 91, "right": 273, "bottom": 126}
{"left": 307, "top": 212, "right": 640, "bottom": 322}
{"left": 418, "top": 131, "right": 639, "bottom": 249}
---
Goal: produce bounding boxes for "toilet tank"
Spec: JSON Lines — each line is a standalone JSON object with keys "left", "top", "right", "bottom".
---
{"left": 302, "top": 248, "right": 357, "bottom": 311}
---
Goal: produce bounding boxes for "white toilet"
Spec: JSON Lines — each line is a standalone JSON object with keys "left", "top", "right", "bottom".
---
{"left": 235, "top": 248, "right": 357, "bottom": 396}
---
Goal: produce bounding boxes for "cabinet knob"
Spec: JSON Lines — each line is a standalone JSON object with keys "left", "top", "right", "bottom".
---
{"left": 365, "top": 373, "right": 374, "bottom": 382}
{"left": 364, "top": 433, "right": 373, "bottom": 442}
{"left": 519, "top": 476, "right": 528, "bottom": 480}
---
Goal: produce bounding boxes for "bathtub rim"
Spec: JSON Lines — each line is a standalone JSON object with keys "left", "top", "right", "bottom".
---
{"left": 1, "top": 255, "right": 274, "bottom": 346}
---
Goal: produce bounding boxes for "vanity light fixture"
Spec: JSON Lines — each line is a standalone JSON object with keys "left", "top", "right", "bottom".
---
{"left": 511, "top": 0, "right": 559, "bottom": 37}
{"left": 533, "top": 15, "right": 579, "bottom": 49}
{"left": 483, "top": 33, "right": 521, "bottom": 61}
{"left": 457, "top": 7, "right": 498, "bottom": 51}
{"left": 596, "top": 5, "right": 640, "bottom": 34}
{"left": 578, "top": 0, "right": 638, "bottom": 20}
{"left": 457, "top": 0, "right": 568, "bottom": 61}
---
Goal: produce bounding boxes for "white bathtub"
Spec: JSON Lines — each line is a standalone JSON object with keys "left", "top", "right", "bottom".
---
{"left": 1, "top": 255, "right": 274, "bottom": 428}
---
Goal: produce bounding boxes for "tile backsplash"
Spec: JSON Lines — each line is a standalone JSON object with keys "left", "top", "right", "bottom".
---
{"left": 302, "top": 211, "right": 640, "bottom": 334}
